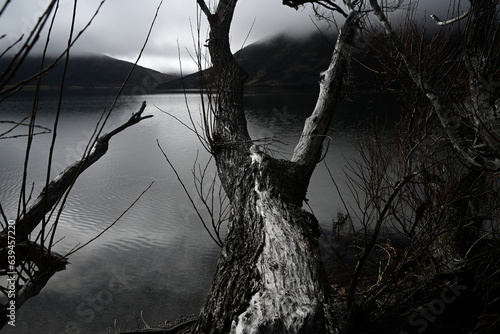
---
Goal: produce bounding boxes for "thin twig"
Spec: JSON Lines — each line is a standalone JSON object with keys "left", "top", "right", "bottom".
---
{"left": 157, "top": 140, "right": 223, "bottom": 247}
{"left": 64, "top": 181, "right": 154, "bottom": 257}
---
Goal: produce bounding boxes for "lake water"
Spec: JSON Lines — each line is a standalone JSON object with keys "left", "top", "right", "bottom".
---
{"left": 0, "top": 91, "right": 385, "bottom": 333}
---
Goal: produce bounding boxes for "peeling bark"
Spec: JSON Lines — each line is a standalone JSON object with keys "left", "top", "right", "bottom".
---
{"left": 292, "top": 8, "right": 358, "bottom": 172}
{"left": 231, "top": 149, "right": 330, "bottom": 333}
{"left": 195, "top": 146, "right": 335, "bottom": 333}
{"left": 192, "top": 1, "right": 360, "bottom": 333}
{"left": 463, "top": 0, "right": 500, "bottom": 158}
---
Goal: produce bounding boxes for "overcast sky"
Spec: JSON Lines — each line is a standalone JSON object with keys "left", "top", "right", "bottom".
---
{"left": 0, "top": 0, "right": 460, "bottom": 74}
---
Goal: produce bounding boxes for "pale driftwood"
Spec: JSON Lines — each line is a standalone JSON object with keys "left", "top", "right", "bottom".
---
{"left": 0, "top": 101, "right": 152, "bottom": 327}
{"left": 0, "top": 101, "right": 152, "bottom": 245}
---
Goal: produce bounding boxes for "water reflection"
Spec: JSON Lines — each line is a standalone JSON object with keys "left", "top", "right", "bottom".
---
{"left": 0, "top": 91, "right": 386, "bottom": 333}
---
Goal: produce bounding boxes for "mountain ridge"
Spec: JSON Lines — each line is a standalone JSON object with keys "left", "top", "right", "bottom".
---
{"left": 1, "top": 30, "right": 341, "bottom": 94}
{"left": 159, "top": 30, "right": 339, "bottom": 90}
{"left": 0, "top": 54, "right": 178, "bottom": 94}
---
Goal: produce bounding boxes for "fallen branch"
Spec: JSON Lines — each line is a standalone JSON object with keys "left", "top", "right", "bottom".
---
{"left": 0, "top": 241, "right": 68, "bottom": 327}
{"left": 0, "top": 101, "right": 152, "bottom": 327}
{"left": 0, "top": 101, "right": 153, "bottom": 246}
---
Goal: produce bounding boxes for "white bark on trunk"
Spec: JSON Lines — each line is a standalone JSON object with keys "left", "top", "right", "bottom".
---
{"left": 193, "top": 1, "right": 358, "bottom": 332}
{"left": 292, "top": 9, "right": 358, "bottom": 169}
{"left": 231, "top": 150, "right": 318, "bottom": 333}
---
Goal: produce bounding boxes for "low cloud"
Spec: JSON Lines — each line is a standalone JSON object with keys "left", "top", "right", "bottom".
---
{"left": 0, "top": 0, "right": 463, "bottom": 74}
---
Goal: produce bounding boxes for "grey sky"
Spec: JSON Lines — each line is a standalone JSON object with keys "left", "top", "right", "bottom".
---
{"left": 0, "top": 0, "right": 460, "bottom": 74}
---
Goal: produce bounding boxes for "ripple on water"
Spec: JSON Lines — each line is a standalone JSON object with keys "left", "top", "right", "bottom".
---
{"left": 55, "top": 173, "right": 211, "bottom": 256}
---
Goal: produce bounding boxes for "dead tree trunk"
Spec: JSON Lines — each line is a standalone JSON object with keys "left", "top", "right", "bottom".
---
{"left": 193, "top": 1, "right": 359, "bottom": 333}
{"left": 0, "top": 102, "right": 152, "bottom": 328}
{"left": 0, "top": 102, "right": 152, "bottom": 244}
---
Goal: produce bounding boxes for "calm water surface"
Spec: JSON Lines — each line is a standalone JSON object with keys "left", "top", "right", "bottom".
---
{"left": 0, "top": 91, "right": 383, "bottom": 333}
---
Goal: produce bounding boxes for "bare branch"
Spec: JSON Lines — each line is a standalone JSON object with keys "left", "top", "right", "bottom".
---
{"left": 0, "top": 102, "right": 152, "bottom": 244}
{"left": 197, "top": 0, "right": 213, "bottom": 19}
{"left": 157, "top": 140, "right": 223, "bottom": 248}
{"left": 430, "top": 10, "right": 469, "bottom": 26}
{"left": 369, "top": 0, "right": 500, "bottom": 170}
{"left": 64, "top": 181, "right": 155, "bottom": 257}
{"left": 0, "top": 120, "right": 51, "bottom": 139}
{"left": 0, "top": 0, "right": 11, "bottom": 17}
{"left": 0, "top": 0, "right": 107, "bottom": 99}
{"left": 283, "top": 0, "right": 348, "bottom": 17}
{"left": 292, "top": 8, "right": 359, "bottom": 168}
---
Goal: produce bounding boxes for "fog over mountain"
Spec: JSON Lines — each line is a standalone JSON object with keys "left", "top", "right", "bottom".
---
{"left": 0, "top": 54, "right": 177, "bottom": 93}
{"left": 0, "top": 1, "right": 461, "bottom": 74}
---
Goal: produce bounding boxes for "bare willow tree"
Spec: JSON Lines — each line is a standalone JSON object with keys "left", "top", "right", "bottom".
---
{"left": 183, "top": 0, "right": 500, "bottom": 333}
{"left": 370, "top": 0, "right": 500, "bottom": 170}
{"left": 336, "top": 1, "right": 500, "bottom": 331}
{"left": 325, "top": 0, "right": 500, "bottom": 332}
{"left": 190, "top": 0, "right": 364, "bottom": 333}
{"left": 0, "top": 0, "right": 160, "bottom": 328}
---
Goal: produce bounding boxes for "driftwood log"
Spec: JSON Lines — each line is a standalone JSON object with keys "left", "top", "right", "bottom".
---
{"left": 0, "top": 101, "right": 152, "bottom": 328}
{"left": 1, "top": 101, "right": 152, "bottom": 244}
